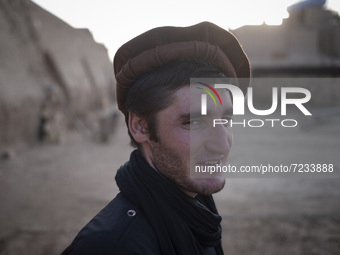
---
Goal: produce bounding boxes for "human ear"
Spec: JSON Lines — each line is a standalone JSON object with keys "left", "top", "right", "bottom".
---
{"left": 128, "top": 112, "right": 148, "bottom": 143}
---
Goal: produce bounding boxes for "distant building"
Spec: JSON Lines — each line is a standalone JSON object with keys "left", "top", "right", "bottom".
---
{"left": 232, "top": 0, "right": 340, "bottom": 77}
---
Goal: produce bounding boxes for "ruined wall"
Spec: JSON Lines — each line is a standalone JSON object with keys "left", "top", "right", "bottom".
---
{"left": 0, "top": 0, "right": 115, "bottom": 149}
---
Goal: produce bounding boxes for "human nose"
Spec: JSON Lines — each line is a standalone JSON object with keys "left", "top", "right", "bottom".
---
{"left": 205, "top": 125, "right": 233, "bottom": 155}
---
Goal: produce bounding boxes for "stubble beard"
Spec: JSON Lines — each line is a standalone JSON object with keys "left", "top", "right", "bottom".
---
{"left": 149, "top": 140, "right": 225, "bottom": 195}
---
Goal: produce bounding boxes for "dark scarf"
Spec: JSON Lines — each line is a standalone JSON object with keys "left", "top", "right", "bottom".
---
{"left": 115, "top": 150, "right": 224, "bottom": 255}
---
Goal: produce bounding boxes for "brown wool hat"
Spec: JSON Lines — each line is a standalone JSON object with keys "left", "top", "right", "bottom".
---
{"left": 113, "top": 22, "right": 251, "bottom": 114}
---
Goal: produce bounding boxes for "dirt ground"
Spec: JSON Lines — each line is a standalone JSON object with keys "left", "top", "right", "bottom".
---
{"left": 0, "top": 113, "right": 339, "bottom": 255}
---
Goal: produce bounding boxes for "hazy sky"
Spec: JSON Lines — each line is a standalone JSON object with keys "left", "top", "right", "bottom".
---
{"left": 31, "top": 0, "right": 340, "bottom": 59}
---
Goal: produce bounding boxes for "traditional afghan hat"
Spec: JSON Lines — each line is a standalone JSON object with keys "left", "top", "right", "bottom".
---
{"left": 113, "top": 22, "right": 250, "bottom": 114}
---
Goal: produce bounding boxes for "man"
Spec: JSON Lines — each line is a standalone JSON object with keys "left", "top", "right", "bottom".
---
{"left": 62, "top": 22, "right": 250, "bottom": 255}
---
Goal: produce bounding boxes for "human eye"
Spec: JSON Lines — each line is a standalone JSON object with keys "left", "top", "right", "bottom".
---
{"left": 189, "top": 119, "right": 201, "bottom": 125}
{"left": 182, "top": 119, "right": 202, "bottom": 129}
{"left": 223, "top": 115, "right": 233, "bottom": 121}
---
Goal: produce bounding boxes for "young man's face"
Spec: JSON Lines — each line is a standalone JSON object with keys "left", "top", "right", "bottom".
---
{"left": 144, "top": 85, "right": 233, "bottom": 196}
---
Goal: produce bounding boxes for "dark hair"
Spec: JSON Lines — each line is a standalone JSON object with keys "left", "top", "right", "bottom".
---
{"left": 125, "top": 58, "right": 228, "bottom": 148}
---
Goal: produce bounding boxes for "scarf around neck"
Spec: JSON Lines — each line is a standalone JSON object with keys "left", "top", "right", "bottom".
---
{"left": 115, "top": 150, "right": 224, "bottom": 255}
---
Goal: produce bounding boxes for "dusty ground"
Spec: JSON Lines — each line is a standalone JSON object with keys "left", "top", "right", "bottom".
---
{"left": 0, "top": 113, "right": 339, "bottom": 255}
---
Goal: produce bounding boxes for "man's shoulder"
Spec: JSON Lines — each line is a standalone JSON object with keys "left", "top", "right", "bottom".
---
{"left": 62, "top": 193, "right": 160, "bottom": 255}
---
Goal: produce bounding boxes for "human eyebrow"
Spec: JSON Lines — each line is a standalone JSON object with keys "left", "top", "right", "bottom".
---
{"left": 178, "top": 111, "right": 199, "bottom": 119}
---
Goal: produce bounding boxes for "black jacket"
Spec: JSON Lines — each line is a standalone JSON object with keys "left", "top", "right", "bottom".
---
{"left": 61, "top": 193, "right": 162, "bottom": 254}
